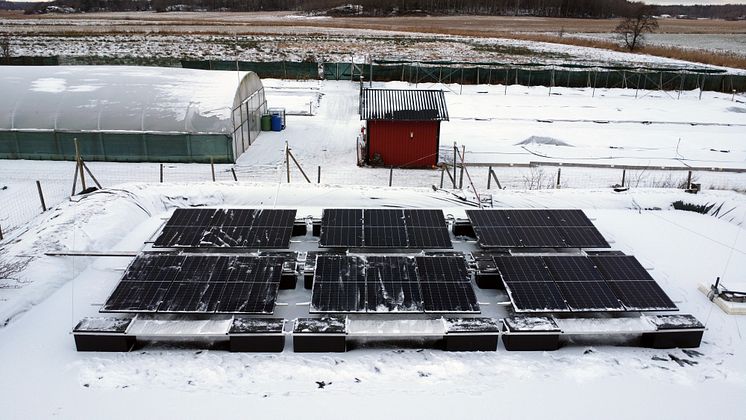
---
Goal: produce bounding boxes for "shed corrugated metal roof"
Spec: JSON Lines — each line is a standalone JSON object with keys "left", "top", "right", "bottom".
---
{"left": 360, "top": 89, "right": 449, "bottom": 121}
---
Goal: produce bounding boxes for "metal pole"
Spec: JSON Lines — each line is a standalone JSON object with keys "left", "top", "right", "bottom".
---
{"left": 621, "top": 169, "right": 626, "bottom": 187}
{"left": 317, "top": 166, "right": 321, "bottom": 184}
{"left": 556, "top": 167, "right": 561, "bottom": 189}
{"left": 36, "top": 180, "right": 47, "bottom": 212}
{"left": 487, "top": 166, "right": 492, "bottom": 189}
{"left": 231, "top": 168, "right": 238, "bottom": 181}
{"left": 210, "top": 157, "right": 216, "bottom": 182}
{"left": 440, "top": 166, "right": 444, "bottom": 188}
{"left": 687, "top": 170, "right": 692, "bottom": 190}
{"left": 388, "top": 167, "right": 393, "bottom": 187}
{"left": 160, "top": 164, "right": 164, "bottom": 183}
{"left": 0, "top": 224, "right": 3, "bottom": 241}
{"left": 699, "top": 75, "right": 705, "bottom": 100}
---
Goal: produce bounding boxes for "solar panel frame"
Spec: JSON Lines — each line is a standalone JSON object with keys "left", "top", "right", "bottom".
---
{"left": 420, "top": 281, "right": 480, "bottom": 313}
{"left": 608, "top": 281, "right": 677, "bottom": 311}
{"left": 504, "top": 281, "right": 570, "bottom": 312}
{"left": 556, "top": 281, "right": 624, "bottom": 312}
{"left": 493, "top": 256, "right": 553, "bottom": 283}
{"left": 560, "top": 227, "right": 610, "bottom": 248}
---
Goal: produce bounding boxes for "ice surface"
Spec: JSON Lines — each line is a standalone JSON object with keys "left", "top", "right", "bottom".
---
{"left": 125, "top": 316, "right": 232, "bottom": 336}
{"left": 346, "top": 319, "right": 446, "bottom": 336}
{"left": 554, "top": 317, "right": 656, "bottom": 334}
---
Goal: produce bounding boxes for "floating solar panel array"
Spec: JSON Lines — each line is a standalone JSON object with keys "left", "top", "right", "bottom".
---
{"left": 153, "top": 208, "right": 297, "bottom": 249}
{"left": 466, "top": 209, "right": 609, "bottom": 248}
{"left": 311, "top": 255, "right": 478, "bottom": 313}
{"left": 101, "top": 254, "right": 283, "bottom": 314}
{"left": 491, "top": 254, "right": 676, "bottom": 313}
{"left": 319, "top": 209, "right": 452, "bottom": 249}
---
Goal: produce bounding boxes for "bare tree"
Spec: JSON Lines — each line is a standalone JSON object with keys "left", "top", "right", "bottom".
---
{"left": 615, "top": 5, "right": 659, "bottom": 51}
{"left": 0, "top": 35, "right": 11, "bottom": 59}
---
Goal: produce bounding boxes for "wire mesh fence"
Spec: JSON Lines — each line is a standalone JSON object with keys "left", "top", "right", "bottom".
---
{"left": 2, "top": 159, "right": 745, "bottom": 239}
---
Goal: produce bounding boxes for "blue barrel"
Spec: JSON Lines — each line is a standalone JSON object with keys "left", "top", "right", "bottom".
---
{"left": 271, "top": 114, "right": 282, "bottom": 132}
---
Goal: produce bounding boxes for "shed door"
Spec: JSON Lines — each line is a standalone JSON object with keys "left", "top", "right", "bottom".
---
{"left": 367, "top": 121, "right": 439, "bottom": 168}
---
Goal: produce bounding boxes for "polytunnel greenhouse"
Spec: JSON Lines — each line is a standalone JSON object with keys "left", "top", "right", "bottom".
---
{"left": 0, "top": 66, "right": 267, "bottom": 163}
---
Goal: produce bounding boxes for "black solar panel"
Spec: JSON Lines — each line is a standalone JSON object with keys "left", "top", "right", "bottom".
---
{"left": 491, "top": 255, "right": 676, "bottom": 314}
{"left": 543, "top": 256, "right": 605, "bottom": 282}
{"left": 608, "top": 281, "right": 677, "bottom": 311}
{"left": 311, "top": 255, "right": 477, "bottom": 313}
{"left": 319, "top": 209, "right": 452, "bottom": 249}
{"left": 493, "top": 256, "right": 553, "bottom": 282}
{"left": 505, "top": 281, "right": 569, "bottom": 312}
{"left": 590, "top": 255, "right": 653, "bottom": 281}
{"left": 420, "top": 282, "right": 479, "bottom": 313}
{"left": 557, "top": 281, "right": 624, "bottom": 311}
{"left": 101, "top": 254, "right": 283, "bottom": 314}
{"left": 153, "top": 208, "right": 297, "bottom": 249}
{"left": 466, "top": 209, "right": 608, "bottom": 249}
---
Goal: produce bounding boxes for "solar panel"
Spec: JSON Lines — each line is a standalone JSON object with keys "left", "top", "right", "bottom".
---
{"left": 319, "top": 209, "right": 452, "bottom": 249}
{"left": 608, "top": 281, "right": 677, "bottom": 311}
{"left": 557, "top": 281, "right": 624, "bottom": 311}
{"left": 311, "top": 255, "right": 478, "bottom": 313}
{"left": 466, "top": 209, "right": 609, "bottom": 249}
{"left": 543, "top": 256, "right": 605, "bottom": 282}
{"left": 153, "top": 208, "right": 297, "bottom": 249}
{"left": 493, "top": 256, "right": 552, "bottom": 282}
{"left": 366, "top": 256, "right": 421, "bottom": 312}
{"left": 101, "top": 254, "right": 283, "bottom": 314}
{"left": 420, "top": 282, "right": 479, "bottom": 313}
{"left": 504, "top": 281, "right": 569, "bottom": 312}
{"left": 590, "top": 255, "right": 653, "bottom": 281}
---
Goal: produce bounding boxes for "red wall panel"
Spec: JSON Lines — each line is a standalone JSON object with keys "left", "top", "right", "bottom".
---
{"left": 367, "top": 120, "right": 439, "bottom": 168}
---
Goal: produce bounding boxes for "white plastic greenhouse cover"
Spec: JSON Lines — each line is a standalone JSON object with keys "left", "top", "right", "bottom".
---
{"left": 0, "top": 66, "right": 262, "bottom": 135}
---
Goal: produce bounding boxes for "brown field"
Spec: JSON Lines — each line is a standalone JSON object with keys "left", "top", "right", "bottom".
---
{"left": 2, "top": 11, "right": 746, "bottom": 68}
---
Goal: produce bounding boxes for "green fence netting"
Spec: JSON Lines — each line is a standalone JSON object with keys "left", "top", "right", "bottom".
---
{"left": 0, "top": 131, "right": 234, "bottom": 163}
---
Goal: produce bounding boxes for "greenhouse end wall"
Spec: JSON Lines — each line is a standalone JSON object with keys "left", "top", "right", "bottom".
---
{"left": 0, "top": 131, "right": 235, "bottom": 163}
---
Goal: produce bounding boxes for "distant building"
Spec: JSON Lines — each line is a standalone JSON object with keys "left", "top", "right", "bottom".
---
{"left": 359, "top": 88, "right": 449, "bottom": 169}
{"left": 0, "top": 66, "right": 266, "bottom": 163}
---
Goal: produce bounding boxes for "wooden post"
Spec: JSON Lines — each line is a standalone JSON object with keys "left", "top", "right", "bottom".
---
{"left": 82, "top": 163, "right": 102, "bottom": 189}
{"left": 458, "top": 145, "right": 466, "bottom": 189}
{"left": 160, "top": 164, "right": 164, "bottom": 183}
{"left": 74, "top": 138, "right": 86, "bottom": 191}
{"left": 556, "top": 167, "right": 561, "bottom": 189}
{"left": 317, "top": 166, "right": 321, "bottom": 184}
{"left": 492, "top": 169, "right": 503, "bottom": 190}
{"left": 621, "top": 169, "right": 626, "bottom": 187}
{"left": 0, "top": 224, "right": 3, "bottom": 241}
{"left": 687, "top": 170, "right": 692, "bottom": 190}
{"left": 71, "top": 161, "right": 79, "bottom": 196}
{"left": 487, "top": 166, "right": 492, "bottom": 189}
{"left": 210, "top": 157, "right": 216, "bottom": 182}
{"left": 36, "top": 180, "right": 47, "bottom": 212}
{"left": 388, "top": 167, "right": 393, "bottom": 187}
{"left": 231, "top": 168, "right": 238, "bottom": 181}
{"left": 444, "top": 165, "right": 455, "bottom": 188}
{"left": 699, "top": 75, "right": 705, "bottom": 100}
{"left": 452, "top": 143, "right": 457, "bottom": 189}
{"left": 440, "top": 166, "right": 444, "bottom": 188}
{"left": 287, "top": 148, "right": 311, "bottom": 183}
{"left": 285, "top": 142, "right": 291, "bottom": 183}
{"left": 635, "top": 72, "right": 641, "bottom": 99}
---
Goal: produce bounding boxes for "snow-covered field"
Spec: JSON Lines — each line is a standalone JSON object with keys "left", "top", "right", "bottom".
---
{"left": 574, "top": 33, "right": 746, "bottom": 58}
{"left": 1, "top": 72, "right": 746, "bottom": 418}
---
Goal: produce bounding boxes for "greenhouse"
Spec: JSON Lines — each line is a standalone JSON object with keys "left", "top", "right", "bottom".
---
{"left": 0, "top": 66, "right": 267, "bottom": 163}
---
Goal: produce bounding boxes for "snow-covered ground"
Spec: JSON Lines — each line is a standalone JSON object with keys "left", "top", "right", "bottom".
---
{"left": 574, "top": 33, "right": 746, "bottom": 58}
{"left": 2, "top": 79, "right": 745, "bottom": 236}
{"left": 0, "top": 182, "right": 745, "bottom": 419}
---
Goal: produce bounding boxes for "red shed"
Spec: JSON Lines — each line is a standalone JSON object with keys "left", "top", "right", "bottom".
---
{"left": 360, "top": 88, "right": 449, "bottom": 169}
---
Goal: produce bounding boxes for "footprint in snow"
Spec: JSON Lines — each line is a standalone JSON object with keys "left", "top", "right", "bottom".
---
{"left": 669, "top": 354, "right": 698, "bottom": 367}
{"left": 682, "top": 349, "right": 704, "bottom": 358}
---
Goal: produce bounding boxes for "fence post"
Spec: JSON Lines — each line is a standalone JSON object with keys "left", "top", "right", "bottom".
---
{"left": 231, "top": 168, "right": 238, "bottom": 181}
{"left": 440, "top": 166, "right": 444, "bottom": 188}
{"left": 487, "top": 166, "right": 492, "bottom": 189}
{"left": 452, "top": 143, "right": 458, "bottom": 189}
{"left": 317, "top": 166, "right": 321, "bottom": 184}
{"left": 36, "top": 180, "right": 47, "bottom": 212}
{"left": 621, "top": 169, "right": 626, "bottom": 188}
{"left": 160, "top": 164, "right": 164, "bottom": 183}
{"left": 388, "top": 167, "right": 393, "bottom": 187}
{"left": 210, "top": 157, "right": 216, "bottom": 182}
{"left": 458, "top": 145, "right": 466, "bottom": 189}
{"left": 686, "top": 170, "right": 692, "bottom": 190}
{"left": 556, "top": 167, "right": 561, "bottom": 189}
{"left": 0, "top": 224, "right": 3, "bottom": 241}
{"left": 74, "top": 138, "right": 86, "bottom": 191}
{"left": 286, "top": 142, "right": 291, "bottom": 183}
